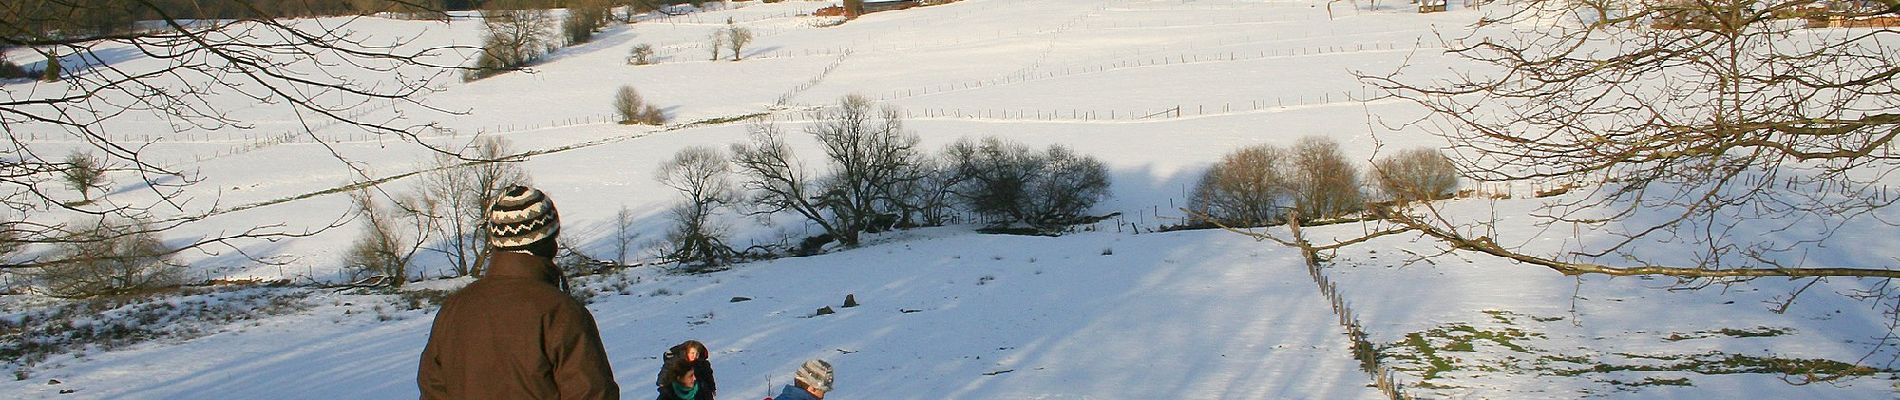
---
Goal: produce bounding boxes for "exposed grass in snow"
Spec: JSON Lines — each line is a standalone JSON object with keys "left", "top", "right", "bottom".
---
{"left": 0, "top": 286, "right": 314, "bottom": 377}
{"left": 1377, "top": 309, "right": 1897, "bottom": 397}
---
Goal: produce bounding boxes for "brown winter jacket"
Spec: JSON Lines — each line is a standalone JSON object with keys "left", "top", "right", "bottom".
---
{"left": 418, "top": 252, "right": 620, "bottom": 400}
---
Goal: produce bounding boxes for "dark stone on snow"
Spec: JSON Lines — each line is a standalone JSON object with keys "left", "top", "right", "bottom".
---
{"left": 60, "top": 389, "right": 76, "bottom": 394}
{"left": 47, "top": 379, "right": 60, "bottom": 385}
{"left": 730, "top": 296, "right": 753, "bottom": 303}
{"left": 843, "top": 294, "right": 858, "bottom": 308}
{"left": 815, "top": 306, "right": 835, "bottom": 316}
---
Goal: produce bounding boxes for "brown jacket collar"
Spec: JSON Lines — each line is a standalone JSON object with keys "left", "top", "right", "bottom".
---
{"left": 486, "top": 251, "right": 560, "bottom": 284}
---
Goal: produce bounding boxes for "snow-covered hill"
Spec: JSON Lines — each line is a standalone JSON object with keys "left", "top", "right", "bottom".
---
{"left": 3, "top": 0, "right": 1897, "bottom": 398}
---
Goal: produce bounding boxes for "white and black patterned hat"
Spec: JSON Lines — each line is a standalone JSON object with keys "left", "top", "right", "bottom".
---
{"left": 795, "top": 359, "right": 833, "bottom": 393}
{"left": 487, "top": 185, "right": 559, "bottom": 254}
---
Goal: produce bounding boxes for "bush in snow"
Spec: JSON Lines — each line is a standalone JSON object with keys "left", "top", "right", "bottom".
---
{"left": 1372, "top": 147, "right": 1459, "bottom": 203}
{"left": 613, "top": 85, "right": 668, "bottom": 125}
{"left": 61, "top": 151, "right": 108, "bottom": 203}
{"left": 32, "top": 217, "right": 181, "bottom": 298}
{"left": 629, "top": 44, "right": 655, "bottom": 65}
{"left": 343, "top": 190, "right": 425, "bottom": 287}
{"left": 0, "top": 286, "right": 312, "bottom": 375}
{"left": 707, "top": 29, "right": 727, "bottom": 61}
{"left": 945, "top": 136, "right": 1111, "bottom": 230}
{"left": 1190, "top": 144, "right": 1294, "bottom": 228}
{"left": 465, "top": 8, "right": 554, "bottom": 81}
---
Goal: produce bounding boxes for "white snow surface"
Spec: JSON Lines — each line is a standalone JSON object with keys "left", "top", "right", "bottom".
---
{"left": 4, "top": 0, "right": 1898, "bottom": 398}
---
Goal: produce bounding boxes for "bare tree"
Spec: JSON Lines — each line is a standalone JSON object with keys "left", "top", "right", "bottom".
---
{"left": 656, "top": 146, "right": 735, "bottom": 268}
{"left": 1359, "top": 0, "right": 1900, "bottom": 282}
{"left": 1191, "top": 144, "right": 1293, "bottom": 228}
{"left": 0, "top": 1, "right": 471, "bottom": 274}
{"left": 417, "top": 137, "right": 530, "bottom": 278}
{"left": 1023, "top": 145, "right": 1110, "bottom": 228}
{"left": 1372, "top": 148, "right": 1459, "bottom": 203}
{"left": 1288, "top": 136, "right": 1363, "bottom": 221}
{"left": 468, "top": 7, "right": 554, "bottom": 81}
{"left": 1345, "top": 0, "right": 1900, "bottom": 372}
{"left": 611, "top": 206, "right": 639, "bottom": 265}
{"left": 708, "top": 29, "right": 727, "bottom": 61}
{"left": 59, "top": 151, "right": 107, "bottom": 203}
{"left": 807, "top": 95, "right": 928, "bottom": 244}
{"left": 725, "top": 23, "right": 753, "bottom": 61}
{"left": 731, "top": 96, "right": 927, "bottom": 249}
{"left": 612, "top": 85, "right": 667, "bottom": 125}
{"left": 345, "top": 189, "right": 430, "bottom": 287}
{"left": 946, "top": 136, "right": 1040, "bottom": 225}
{"left": 731, "top": 118, "right": 843, "bottom": 246}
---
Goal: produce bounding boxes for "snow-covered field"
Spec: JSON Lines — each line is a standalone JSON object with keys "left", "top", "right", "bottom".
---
{"left": 3, "top": 0, "right": 1898, "bottom": 398}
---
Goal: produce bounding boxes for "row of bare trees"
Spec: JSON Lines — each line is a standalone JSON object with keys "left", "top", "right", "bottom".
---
{"left": 653, "top": 95, "right": 1111, "bottom": 268}
{"left": 1190, "top": 138, "right": 1458, "bottom": 229}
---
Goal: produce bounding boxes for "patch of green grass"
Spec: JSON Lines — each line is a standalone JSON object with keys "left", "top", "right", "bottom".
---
{"left": 1608, "top": 377, "right": 1693, "bottom": 388}
{"left": 1664, "top": 326, "right": 1792, "bottom": 342}
{"left": 1553, "top": 351, "right": 1887, "bottom": 380}
{"left": 1483, "top": 309, "right": 1514, "bottom": 325}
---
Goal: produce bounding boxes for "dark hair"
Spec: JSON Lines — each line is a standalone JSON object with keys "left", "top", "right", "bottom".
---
{"left": 661, "top": 357, "right": 696, "bottom": 385}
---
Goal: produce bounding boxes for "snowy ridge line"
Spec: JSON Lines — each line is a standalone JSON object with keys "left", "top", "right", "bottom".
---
{"left": 872, "top": 43, "right": 1414, "bottom": 103}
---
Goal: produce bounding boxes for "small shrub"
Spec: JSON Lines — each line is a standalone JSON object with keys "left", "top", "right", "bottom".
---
{"left": 397, "top": 289, "right": 451, "bottom": 310}
{"left": 342, "top": 190, "right": 422, "bottom": 287}
{"left": 1373, "top": 148, "right": 1459, "bottom": 203}
{"left": 628, "top": 44, "right": 655, "bottom": 65}
{"left": 562, "top": 7, "right": 607, "bottom": 45}
{"left": 708, "top": 30, "right": 726, "bottom": 61}
{"left": 61, "top": 151, "right": 108, "bottom": 202}
{"left": 613, "top": 85, "right": 669, "bottom": 125}
{"left": 34, "top": 217, "right": 181, "bottom": 298}
{"left": 641, "top": 104, "right": 667, "bottom": 125}
{"left": 614, "top": 85, "right": 646, "bottom": 124}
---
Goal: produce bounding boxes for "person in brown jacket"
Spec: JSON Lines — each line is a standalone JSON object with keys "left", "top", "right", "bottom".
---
{"left": 418, "top": 185, "right": 620, "bottom": 399}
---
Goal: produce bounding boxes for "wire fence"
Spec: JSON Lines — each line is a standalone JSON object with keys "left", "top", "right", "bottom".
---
{"left": 1302, "top": 239, "right": 1415, "bottom": 400}
{"left": 882, "top": 87, "right": 1378, "bottom": 122}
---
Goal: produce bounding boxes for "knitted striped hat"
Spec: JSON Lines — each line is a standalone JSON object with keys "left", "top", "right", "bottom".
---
{"left": 487, "top": 185, "right": 559, "bottom": 255}
{"left": 794, "top": 359, "right": 833, "bottom": 393}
